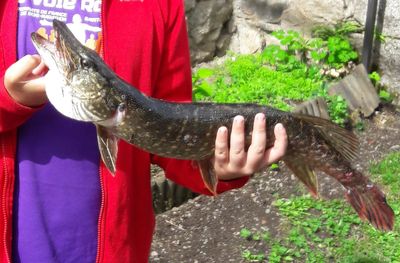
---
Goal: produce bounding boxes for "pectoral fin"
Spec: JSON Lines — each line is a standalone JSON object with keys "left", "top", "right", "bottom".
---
{"left": 96, "top": 125, "right": 118, "bottom": 176}
{"left": 197, "top": 160, "right": 218, "bottom": 196}
{"left": 284, "top": 158, "right": 318, "bottom": 197}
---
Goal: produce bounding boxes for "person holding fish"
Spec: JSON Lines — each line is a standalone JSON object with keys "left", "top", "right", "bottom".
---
{"left": 0, "top": 0, "right": 288, "bottom": 262}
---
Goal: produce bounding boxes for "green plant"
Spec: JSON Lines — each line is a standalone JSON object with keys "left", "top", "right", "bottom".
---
{"left": 311, "top": 21, "right": 361, "bottom": 68}
{"left": 326, "top": 36, "right": 358, "bottom": 68}
{"left": 261, "top": 45, "right": 290, "bottom": 66}
{"left": 334, "top": 21, "right": 363, "bottom": 36}
{"left": 261, "top": 232, "right": 271, "bottom": 243}
{"left": 370, "top": 152, "right": 400, "bottom": 195}
{"left": 270, "top": 163, "right": 279, "bottom": 170}
{"left": 355, "top": 121, "right": 365, "bottom": 131}
{"left": 271, "top": 30, "right": 310, "bottom": 62}
{"left": 327, "top": 95, "right": 349, "bottom": 126}
{"left": 308, "top": 38, "right": 328, "bottom": 64}
{"left": 240, "top": 228, "right": 270, "bottom": 242}
{"left": 192, "top": 68, "right": 215, "bottom": 101}
{"left": 368, "top": 72, "right": 393, "bottom": 103}
{"left": 374, "top": 30, "right": 387, "bottom": 43}
{"left": 369, "top": 71, "right": 381, "bottom": 86}
{"left": 240, "top": 228, "right": 252, "bottom": 239}
{"left": 268, "top": 30, "right": 357, "bottom": 69}
{"left": 312, "top": 21, "right": 363, "bottom": 40}
{"left": 193, "top": 54, "right": 326, "bottom": 111}
{"left": 242, "top": 250, "right": 266, "bottom": 262}
{"left": 379, "top": 90, "right": 393, "bottom": 103}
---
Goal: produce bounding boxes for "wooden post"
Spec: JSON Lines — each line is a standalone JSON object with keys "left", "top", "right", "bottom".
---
{"left": 362, "top": 0, "right": 378, "bottom": 72}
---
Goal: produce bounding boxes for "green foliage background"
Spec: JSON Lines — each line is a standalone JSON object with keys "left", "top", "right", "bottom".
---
{"left": 192, "top": 26, "right": 363, "bottom": 125}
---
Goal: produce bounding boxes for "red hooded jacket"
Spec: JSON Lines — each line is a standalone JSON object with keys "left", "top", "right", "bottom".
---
{"left": 0, "top": 0, "right": 247, "bottom": 262}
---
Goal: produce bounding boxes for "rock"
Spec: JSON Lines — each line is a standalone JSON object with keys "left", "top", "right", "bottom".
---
{"left": 186, "top": 0, "right": 233, "bottom": 63}
{"left": 390, "top": 145, "right": 400, "bottom": 151}
{"left": 184, "top": 0, "right": 196, "bottom": 12}
{"left": 379, "top": 39, "right": 400, "bottom": 104}
{"left": 239, "top": 0, "right": 288, "bottom": 24}
{"left": 216, "top": 33, "right": 230, "bottom": 50}
{"left": 281, "top": 0, "right": 355, "bottom": 35}
{"left": 229, "top": 23, "right": 265, "bottom": 54}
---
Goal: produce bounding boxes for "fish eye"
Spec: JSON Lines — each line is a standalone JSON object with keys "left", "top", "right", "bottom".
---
{"left": 81, "top": 58, "right": 91, "bottom": 68}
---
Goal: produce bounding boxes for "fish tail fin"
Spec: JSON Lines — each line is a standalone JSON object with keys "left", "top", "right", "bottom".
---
{"left": 345, "top": 184, "right": 394, "bottom": 231}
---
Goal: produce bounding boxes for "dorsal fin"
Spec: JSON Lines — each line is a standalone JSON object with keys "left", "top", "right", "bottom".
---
{"left": 293, "top": 113, "right": 359, "bottom": 161}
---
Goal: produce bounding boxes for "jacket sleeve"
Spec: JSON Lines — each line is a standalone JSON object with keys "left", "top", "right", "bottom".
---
{"left": 150, "top": 0, "right": 248, "bottom": 195}
{"left": 0, "top": 76, "right": 41, "bottom": 133}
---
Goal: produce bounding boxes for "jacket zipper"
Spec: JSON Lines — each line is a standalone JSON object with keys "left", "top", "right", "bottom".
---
{"left": 1, "top": 138, "right": 11, "bottom": 263}
{"left": 96, "top": 2, "right": 106, "bottom": 262}
{"left": 95, "top": 165, "right": 106, "bottom": 263}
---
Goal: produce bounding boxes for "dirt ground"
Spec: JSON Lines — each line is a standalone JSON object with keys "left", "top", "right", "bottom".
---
{"left": 149, "top": 105, "right": 400, "bottom": 263}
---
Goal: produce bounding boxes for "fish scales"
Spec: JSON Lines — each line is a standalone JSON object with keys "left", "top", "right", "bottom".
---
{"left": 31, "top": 19, "right": 395, "bottom": 231}
{"left": 113, "top": 95, "right": 287, "bottom": 159}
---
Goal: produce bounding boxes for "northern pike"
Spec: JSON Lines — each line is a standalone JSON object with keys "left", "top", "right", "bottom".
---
{"left": 31, "top": 20, "right": 394, "bottom": 231}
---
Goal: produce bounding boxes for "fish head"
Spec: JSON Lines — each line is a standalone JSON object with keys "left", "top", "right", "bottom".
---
{"left": 31, "top": 19, "right": 118, "bottom": 123}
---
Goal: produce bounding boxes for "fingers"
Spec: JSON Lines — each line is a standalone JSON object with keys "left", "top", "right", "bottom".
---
{"left": 246, "top": 113, "right": 267, "bottom": 169}
{"left": 32, "top": 56, "right": 48, "bottom": 76}
{"left": 213, "top": 115, "right": 248, "bottom": 180}
{"left": 4, "top": 55, "right": 47, "bottom": 107}
{"left": 263, "top": 123, "right": 288, "bottom": 164}
{"left": 213, "top": 113, "right": 288, "bottom": 181}
{"left": 5, "top": 55, "right": 42, "bottom": 83}
{"left": 214, "top": 126, "right": 229, "bottom": 169}
{"left": 24, "top": 76, "right": 46, "bottom": 94}
{"left": 229, "top": 116, "right": 246, "bottom": 169}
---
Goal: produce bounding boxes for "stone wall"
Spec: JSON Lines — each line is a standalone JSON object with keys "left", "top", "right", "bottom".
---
{"left": 185, "top": 0, "right": 234, "bottom": 63}
{"left": 185, "top": 0, "right": 400, "bottom": 101}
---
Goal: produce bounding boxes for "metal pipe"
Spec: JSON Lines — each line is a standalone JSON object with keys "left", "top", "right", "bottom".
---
{"left": 362, "top": 0, "right": 378, "bottom": 72}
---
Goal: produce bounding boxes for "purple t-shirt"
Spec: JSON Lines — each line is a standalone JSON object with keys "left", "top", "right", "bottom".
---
{"left": 13, "top": 1, "right": 103, "bottom": 262}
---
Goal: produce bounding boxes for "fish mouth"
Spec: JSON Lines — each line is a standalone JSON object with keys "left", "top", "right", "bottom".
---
{"left": 31, "top": 19, "right": 82, "bottom": 73}
{"left": 30, "top": 32, "right": 56, "bottom": 56}
{"left": 31, "top": 31, "right": 59, "bottom": 71}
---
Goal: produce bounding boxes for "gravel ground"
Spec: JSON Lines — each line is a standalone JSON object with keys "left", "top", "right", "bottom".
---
{"left": 150, "top": 105, "right": 400, "bottom": 263}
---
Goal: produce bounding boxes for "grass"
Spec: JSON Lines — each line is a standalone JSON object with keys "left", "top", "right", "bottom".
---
{"left": 239, "top": 152, "right": 400, "bottom": 262}
{"left": 193, "top": 53, "right": 326, "bottom": 112}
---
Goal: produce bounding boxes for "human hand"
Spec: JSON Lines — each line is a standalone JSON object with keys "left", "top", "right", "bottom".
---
{"left": 213, "top": 113, "right": 288, "bottom": 181}
{"left": 4, "top": 54, "right": 48, "bottom": 107}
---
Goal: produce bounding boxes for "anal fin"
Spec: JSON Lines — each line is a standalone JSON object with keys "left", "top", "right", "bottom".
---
{"left": 197, "top": 160, "right": 218, "bottom": 196}
{"left": 284, "top": 158, "right": 318, "bottom": 197}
